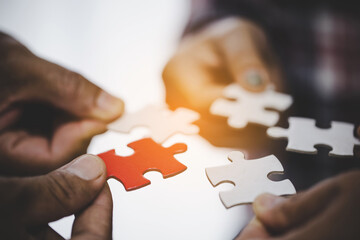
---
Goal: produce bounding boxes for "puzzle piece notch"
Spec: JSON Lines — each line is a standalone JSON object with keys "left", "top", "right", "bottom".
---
{"left": 206, "top": 151, "right": 296, "bottom": 208}
{"left": 267, "top": 117, "right": 360, "bottom": 156}
{"left": 97, "top": 138, "right": 187, "bottom": 191}
{"left": 211, "top": 99, "right": 279, "bottom": 128}
{"left": 108, "top": 105, "right": 200, "bottom": 143}
{"left": 210, "top": 83, "right": 293, "bottom": 129}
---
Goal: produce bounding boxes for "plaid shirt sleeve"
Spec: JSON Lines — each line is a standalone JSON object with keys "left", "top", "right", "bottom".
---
{"left": 184, "top": 0, "right": 360, "bottom": 102}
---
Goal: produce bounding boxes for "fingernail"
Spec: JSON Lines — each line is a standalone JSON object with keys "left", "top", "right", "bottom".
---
{"left": 254, "top": 193, "right": 285, "bottom": 214}
{"left": 245, "top": 69, "right": 264, "bottom": 86}
{"left": 238, "top": 69, "right": 268, "bottom": 92}
{"left": 65, "top": 155, "right": 105, "bottom": 180}
{"left": 96, "top": 91, "right": 124, "bottom": 119}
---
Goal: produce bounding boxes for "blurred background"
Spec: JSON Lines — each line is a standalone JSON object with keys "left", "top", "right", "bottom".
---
{"left": 0, "top": 0, "right": 190, "bottom": 111}
{"left": 1, "top": 1, "right": 360, "bottom": 239}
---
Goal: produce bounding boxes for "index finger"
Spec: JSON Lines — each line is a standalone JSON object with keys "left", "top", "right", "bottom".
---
{"left": 215, "top": 18, "right": 282, "bottom": 92}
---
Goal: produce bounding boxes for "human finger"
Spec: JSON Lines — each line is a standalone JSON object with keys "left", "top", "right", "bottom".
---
{"left": 235, "top": 217, "right": 271, "bottom": 240}
{"left": 71, "top": 184, "right": 113, "bottom": 240}
{"left": 163, "top": 41, "right": 229, "bottom": 111}
{"left": 1, "top": 42, "right": 123, "bottom": 122}
{"left": 253, "top": 178, "right": 338, "bottom": 233}
{"left": 215, "top": 18, "right": 282, "bottom": 92}
{"left": 0, "top": 119, "right": 106, "bottom": 175}
{"left": 24, "top": 58, "right": 124, "bottom": 122}
{"left": 0, "top": 154, "right": 107, "bottom": 226}
{"left": 273, "top": 172, "right": 360, "bottom": 240}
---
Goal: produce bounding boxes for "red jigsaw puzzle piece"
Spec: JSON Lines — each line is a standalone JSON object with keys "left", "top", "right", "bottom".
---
{"left": 97, "top": 138, "right": 187, "bottom": 191}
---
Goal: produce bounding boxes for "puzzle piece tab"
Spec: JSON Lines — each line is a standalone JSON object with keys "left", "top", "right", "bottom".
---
{"left": 267, "top": 117, "right": 360, "bottom": 157}
{"left": 210, "top": 83, "right": 292, "bottom": 128}
{"left": 108, "top": 105, "right": 200, "bottom": 143}
{"left": 97, "top": 138, "right": 187, "bottom": 191}
{"left": 206, "top": 151, "right": 295, "bottom": 208}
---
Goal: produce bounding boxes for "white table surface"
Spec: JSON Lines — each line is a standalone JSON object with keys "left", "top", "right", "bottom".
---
{"left": 0, "top": 1, "right": 253, "bottom": 239}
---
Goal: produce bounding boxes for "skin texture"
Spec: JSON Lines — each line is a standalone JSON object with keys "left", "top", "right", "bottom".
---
{"left": 0, "top": 32, "right": 123, "bottom": 239}
{"left": 0, "top": 32, "right": 124, "bottom": 175}
{"left": 236, "top": 170, "right": 360, "bottom": 240}
{"left": 0, "top": 155, "right": 113, "bottom": 240}
{"left": 162, "top": 17, "right": 282, "bottom": 113}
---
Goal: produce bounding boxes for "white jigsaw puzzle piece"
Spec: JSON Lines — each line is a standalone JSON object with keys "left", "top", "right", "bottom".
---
{"left": 210, "top": 84, "right": 292, "bottom": 128}
{"left": 267, "top": 117, "right": 360, "bottom": 157}
{"left": 108, "top": 105, "right": 200, "bottom": 143}
{"left": 206, "top": 151, "right": 296, "bottom": 208}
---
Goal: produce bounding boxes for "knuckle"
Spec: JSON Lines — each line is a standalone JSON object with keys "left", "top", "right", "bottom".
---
{"left": 61, "top": 71, "right": 86, "bottom": 97}
{"left": 44, "top": 172, "right": 81, "bottom": 211}
{"left": 59, "top": 71, "right": 100, "bottom": 112}
{"left": 0, "top": 34, "right": 29, "bottom": 60}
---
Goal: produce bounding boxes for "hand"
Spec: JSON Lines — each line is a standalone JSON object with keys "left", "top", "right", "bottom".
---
{"left": 237, "top": 170, "right": 360, "bottom": 240}
{"left": 0, "top": 32, "right": 124, "bottom": 175}
{"left": 162, "top": 17, "right": 282, "bottom": 112}
{"left": 0, "top": 154, "right": 112, "bottom": 239}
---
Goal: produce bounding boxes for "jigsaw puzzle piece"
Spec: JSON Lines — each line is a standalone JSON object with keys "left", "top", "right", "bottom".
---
{"left": 210, "top": 99, "right": 235, "bottom": 116}
{"left": 107, "top": 105, "right": 158, "bottom": 132}
{"left": 223, "top": 83, "right": 293, "bottom": 112}
{"left": 211, "top": 99, "right": 280, "bottom": 128}
{"left": 151, "top": 108, "right": 200, "bottom": 143}
{"left": 170, "top": 108, "right": 200, "bottom": 134}
{"left": 211, "top": 99, "right": 248, "bottom": 128}
{"left": 206, "top": 151, "right": 296, "bottom": 208}
{"left": 219, "top": 178, "right": 294, "bottom": 208}
{"left": 108, "top": 105, "right": 199, "bottom": 143}
{"left": 97, "top": 138, "right": 187, "bottom": 191}
{"left": 211, "top": 84, "right": 292, "bottom": 129}
{"left": 328, "top": 121, "right": 360, "bottom": 156}
{"left": 206, "top": 162, "right": 236, "bottom": 188}
{"left": 267, "top": 117, "right": 360, "bottom": 156}
{"left": 128, "top": 140, "right": 188, "bottom": 177}
{"left": 267, "top": 126, "right": 318, "bottom": 154}
{"left": 98, "top": 150, "right": 151, "bottom": 190}
{"left": 263, "top": 90, "right": 294, "bottom": 111}
{"left": 246, "top": 108, "right": 279, "bottom": 127}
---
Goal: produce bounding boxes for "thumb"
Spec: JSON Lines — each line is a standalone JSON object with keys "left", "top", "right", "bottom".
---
{"left": 235, "top": 217, "right": 270, "bottom": 240}
{"left": 19, "top": 56, "right": 124, "bottom": 122}
{"left": 11, "top": 154, "right": 107, "bottom": 226}
{"left": 217, "top": 18, "right": 281, "bottom": 92}
{"left": 253, "top": 179, "right": 338, "bottom": 233}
